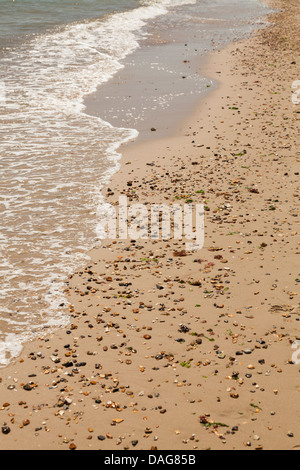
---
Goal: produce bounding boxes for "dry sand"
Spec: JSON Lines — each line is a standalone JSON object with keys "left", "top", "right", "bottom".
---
{"left": 0, "top": 0, "right": 299, "bottom": 451}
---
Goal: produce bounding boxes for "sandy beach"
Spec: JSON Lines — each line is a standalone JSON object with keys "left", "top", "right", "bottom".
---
{"left": 0, "top": 0, "right": 299, "bottom": 451}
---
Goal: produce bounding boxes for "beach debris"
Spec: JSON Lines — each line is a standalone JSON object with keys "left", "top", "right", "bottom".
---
{"left": 1, "top": 426, "right": 11, "bottom": 435}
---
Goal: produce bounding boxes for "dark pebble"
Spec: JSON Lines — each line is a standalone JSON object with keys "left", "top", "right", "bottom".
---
{"left": 23, "top": 384, "right": 33, "bottom": 391}
{"left": 2, "top": 426, "right": 11, "bottom": 435}
{"left": 62, "top": 362, "right": 74, "bottom": 368}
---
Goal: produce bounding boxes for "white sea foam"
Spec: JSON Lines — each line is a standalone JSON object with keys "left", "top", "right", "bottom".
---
{"left": 0, "top": 333, "right": 24, "bottom": 366}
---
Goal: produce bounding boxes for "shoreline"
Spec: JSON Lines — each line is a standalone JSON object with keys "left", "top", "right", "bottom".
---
{"left": 84, "top": 0, "right": 270, "bottom": 146}
{"left": 0, "top": 0, "right": 299, "bottom": 450}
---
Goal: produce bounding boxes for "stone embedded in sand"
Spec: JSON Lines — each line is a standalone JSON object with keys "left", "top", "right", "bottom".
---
{"left": 1, "top": 426, "right": 11, "bottom": 435}
{"left": 230, "top": 393, "right": 239, "bottom": 399}
{"left": 173, "top": 250, "right": 187, "bottom": 257}
{"left": 178, "top": 324, "right": 191, "bottom": 333}
{"left": 62, "top": 361, "right": 73, "bottom": 368}
{"left": 244, "top": 349, "right": 252, "bottom": 355}
{"left": 112, "top": 419, "right": 124, "bottom": 425}
{"left": 23, "top": 383, "right": 36, "bottom": 391}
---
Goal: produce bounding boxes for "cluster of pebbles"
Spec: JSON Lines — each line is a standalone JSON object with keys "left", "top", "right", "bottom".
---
{"left": 0, "top": 0, "right": 299, "bottom": 450}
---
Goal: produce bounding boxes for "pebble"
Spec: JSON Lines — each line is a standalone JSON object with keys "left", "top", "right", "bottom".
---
{"left": 1, "top": 426, "right": 11, "bottom": 435}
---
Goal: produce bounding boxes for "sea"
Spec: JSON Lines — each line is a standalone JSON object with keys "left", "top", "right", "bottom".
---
{"left": 0, "top": 0, "right": 272, "bottom": 366}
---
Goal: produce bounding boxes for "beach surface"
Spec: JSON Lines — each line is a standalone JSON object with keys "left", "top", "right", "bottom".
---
{"left": 0, "top": 0, "right": 299, "bottom": 450}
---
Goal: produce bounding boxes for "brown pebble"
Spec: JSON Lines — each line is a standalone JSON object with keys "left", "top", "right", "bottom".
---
{"left": 230, "top": 393, "right": 239, "bottom": 399}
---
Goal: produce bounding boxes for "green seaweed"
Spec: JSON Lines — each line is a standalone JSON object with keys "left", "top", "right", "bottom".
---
{"left": 180, "top": 361, "right": 191, "bottom": 368}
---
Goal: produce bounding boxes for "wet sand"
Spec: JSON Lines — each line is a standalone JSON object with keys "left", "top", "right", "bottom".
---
{"left": 0, "top": 0, "right": 299, "bottom": 450}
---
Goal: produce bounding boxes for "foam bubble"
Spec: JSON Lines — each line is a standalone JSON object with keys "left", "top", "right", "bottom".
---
{"left": 0, "top": 334, "right": 24, "bottom": 367}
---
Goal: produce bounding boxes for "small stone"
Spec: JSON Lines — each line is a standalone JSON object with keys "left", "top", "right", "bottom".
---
{"left": 23, "top": 384, "right": 34, "bottom": 391}
{"left": 244, "top": 349, "right": 252, "bottom": 355}
{"left": 1, "top": 426, "right": 11, "bottom": 435}
{"left": 230, "top": 393, "right": 239, "bottom": 399}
